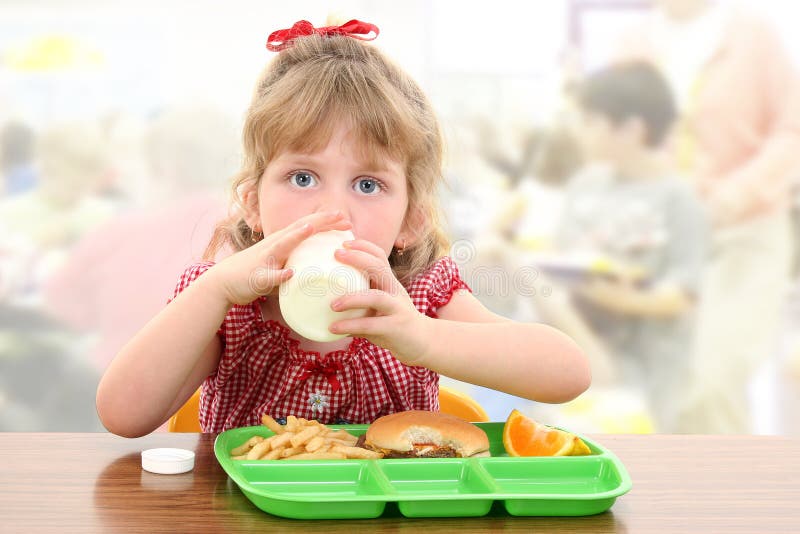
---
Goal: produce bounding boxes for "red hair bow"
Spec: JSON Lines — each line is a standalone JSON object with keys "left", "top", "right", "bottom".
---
{"left": 266, "top": 19, "right": 380, "bottom": 52}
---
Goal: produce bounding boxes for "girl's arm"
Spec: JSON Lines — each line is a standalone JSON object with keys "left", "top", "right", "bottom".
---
{"left": 95, "top": 272, "right": 230, "bottom": 437}
{"left": 96, "top": 211, "right": 352, "bottom": 437}
{"left": 424, "top": 290, "right": 591, "bottom": 403}
{"left": 330, "top": 241, "right": 591, "bottom": 403}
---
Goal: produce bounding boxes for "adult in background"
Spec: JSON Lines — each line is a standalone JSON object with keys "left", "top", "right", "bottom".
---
{"left": 617, "top": 0, "right": 800, "bottom": 433}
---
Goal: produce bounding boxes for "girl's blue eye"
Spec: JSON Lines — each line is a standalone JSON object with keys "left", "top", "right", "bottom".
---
{"left": 290, "top": 172, "right": 316, "bottom": 188}
{"left": 356, "top": 178, "right": 382, "bottom": 195}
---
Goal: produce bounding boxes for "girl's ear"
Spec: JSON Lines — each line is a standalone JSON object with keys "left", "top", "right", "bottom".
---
{"left": 240, "top": 181, "right": 262, "bottom": 232}
{"left": 397, "top": 205, "right": 427, "bottom": 248}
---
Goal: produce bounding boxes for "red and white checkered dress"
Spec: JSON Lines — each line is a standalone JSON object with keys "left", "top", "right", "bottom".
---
{"left": 170, "top": 256, "right": 471, "bottom": 432}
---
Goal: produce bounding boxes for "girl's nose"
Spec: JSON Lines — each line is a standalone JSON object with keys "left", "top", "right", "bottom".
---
{"left": 315, "top": 205, "right": 351, "bottom": 220}
{"left": 315, "top": 193, "right": 353, "bottom": 224}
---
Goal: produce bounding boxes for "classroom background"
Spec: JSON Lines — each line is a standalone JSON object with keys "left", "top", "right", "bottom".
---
{"left": 1, "top": 0, "right": 798, "bottom": 435}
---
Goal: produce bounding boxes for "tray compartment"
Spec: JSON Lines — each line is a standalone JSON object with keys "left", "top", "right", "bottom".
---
{"left": 479, "top": 456, "right": 623, "bottom": 516}
{"left": 378, "top": 459, "right": 496, "bottom": 517}
{"left": 236, "top": 460, "right": 390, "bottom": 519}
{"left": 214, "top": 423, "right": 631, "bottom": 519}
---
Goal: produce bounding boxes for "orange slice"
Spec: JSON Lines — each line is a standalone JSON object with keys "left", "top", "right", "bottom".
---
{"left": 502, "top": 409, "right": 591, "bottom": 457}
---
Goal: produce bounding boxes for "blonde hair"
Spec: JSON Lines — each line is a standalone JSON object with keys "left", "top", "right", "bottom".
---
{"left": 205, "top": 33, "right": 450, "bottom": 286}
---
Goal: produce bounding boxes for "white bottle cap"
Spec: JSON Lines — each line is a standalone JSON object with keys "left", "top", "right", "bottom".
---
{"left": 141, "top": 448, "right": 195, "bottom": 474}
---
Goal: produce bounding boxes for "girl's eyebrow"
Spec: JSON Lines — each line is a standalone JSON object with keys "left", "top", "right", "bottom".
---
{"left": 275, "top": 153, "right": 323, "bottom": 166}
{"left": 278, "top": 153, "right": 397, "bottom": 175}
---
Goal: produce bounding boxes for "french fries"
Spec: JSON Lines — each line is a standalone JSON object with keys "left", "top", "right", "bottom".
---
{"left": 230, "top": 435, "right": 264, "bottom": 457}
{"left": 290, "top": 425, "right": 322, "bottom": 448}
{"left": 261, "top": 414, "right": 284, "bottom": 434}
{"left": 230, "top": 415, "right": 380, "bottom": 461}
{"left": 330, "top": 444, "right": 382, "bottom": 459}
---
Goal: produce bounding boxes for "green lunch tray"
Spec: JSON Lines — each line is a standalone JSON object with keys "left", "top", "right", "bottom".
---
{"left": 214, "top": 422, "right": 632, "bottom": 519}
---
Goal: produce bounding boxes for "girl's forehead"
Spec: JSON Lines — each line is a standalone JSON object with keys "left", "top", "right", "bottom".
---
{"left": 280, "top": 123, "right": 405, "bottom": 171}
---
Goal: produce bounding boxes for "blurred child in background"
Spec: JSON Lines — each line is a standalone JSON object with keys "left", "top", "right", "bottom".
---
{"left": 500, "top": 124, "right": 585, "bottom": 253}
{"left": 43, "top": 106, "right": 234, "bottom": 372}
{"left": 0, "top": 120, "right": 114, "bottom": 303}
{"left": 0, "top": 121, "right": 37, "bottom": 196}
{"left": 464, "top": 121, "right": 584, "bottom": 320}
{"left": 537, "top": 61, "right": 708, "bottom": 432}
{"left": 0, "top": 120, "right": 111, "bottom": 431}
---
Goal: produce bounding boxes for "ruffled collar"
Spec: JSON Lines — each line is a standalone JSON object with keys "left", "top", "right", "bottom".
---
{"left": 248, "top": 300, "right": 365, "bottom": 363}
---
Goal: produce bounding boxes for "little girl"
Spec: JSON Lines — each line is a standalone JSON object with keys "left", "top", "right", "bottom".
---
{"left": 96, "top": 19, "right": 590, "bottom": 437}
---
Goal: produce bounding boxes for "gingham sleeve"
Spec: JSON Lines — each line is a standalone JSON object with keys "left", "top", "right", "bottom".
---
{"left": 168, "top": 261, "right": 230, "bottom": 340}
{"left": 168, "top": 262, "right": 216, "bottom": 303}
{"left": 407, "top": 256, "right": 472, "bottom": 318}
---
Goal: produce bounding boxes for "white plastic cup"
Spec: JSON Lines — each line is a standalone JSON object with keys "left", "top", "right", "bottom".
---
{"left": 279, "top": 229, "right": 369, "bottom": 342}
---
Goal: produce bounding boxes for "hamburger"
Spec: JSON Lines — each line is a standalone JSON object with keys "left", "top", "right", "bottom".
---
{"left": 358, "top": 410, "right": 491, "bottom": 458}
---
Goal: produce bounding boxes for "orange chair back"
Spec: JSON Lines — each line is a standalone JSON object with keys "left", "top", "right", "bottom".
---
{"left": 167, "top": 388, "right": 201, "bottom": 432}
{"left": 168, "top": 384, "right": 489, "bottom": 432}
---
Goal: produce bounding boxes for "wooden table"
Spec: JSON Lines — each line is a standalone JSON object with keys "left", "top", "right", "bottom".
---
{"left": 1, "top": 433, "right": 798, "bottom": 533}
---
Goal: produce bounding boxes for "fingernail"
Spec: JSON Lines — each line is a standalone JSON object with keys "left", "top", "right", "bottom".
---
{"left": 331, "top": 300, "right": 340, "bottom": 311}
{"left": 342, "top": 240, "right": 354, "bottom": 248}
{"left": 335, "top": 248, "right": 347, "bottom": 256}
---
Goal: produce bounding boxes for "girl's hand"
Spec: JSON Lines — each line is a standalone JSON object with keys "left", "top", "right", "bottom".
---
{"left": 329, "top": 239, "right": 431, "bottom": 365}
{"left": 210, "top": 211, "right": 352, "bottom": 305}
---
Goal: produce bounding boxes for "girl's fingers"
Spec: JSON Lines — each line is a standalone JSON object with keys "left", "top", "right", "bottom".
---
{"left": 300, "top": 215, "right": 353, "bottom": 235}
{"left": 342, "top": 238, "right": 388, "bottom": 258}
{"left": 292, "top": 210, "right": 352, "bottom": 234}
{"left": 329, "top": 315, "right": 385, "bottom": 336}
{"left": 248, "top": 266, "right": 294, "bottom": 295}
{"left": 258, "top": 211, "right": 344, "bottom": 247}
{"left": 259, "top": 213, "right": 353, "bottom": 265}
{"left": 262, "top": 222, "right": 315, "bottom": 264}
{"left": 334, "top": 248, "right": 398, "bottom": 293}
{"left": 332, "top": 289, "right": 396, "bottom": 316}
{"left": 329, "top": 218, "right": 354, "bottom": 231}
